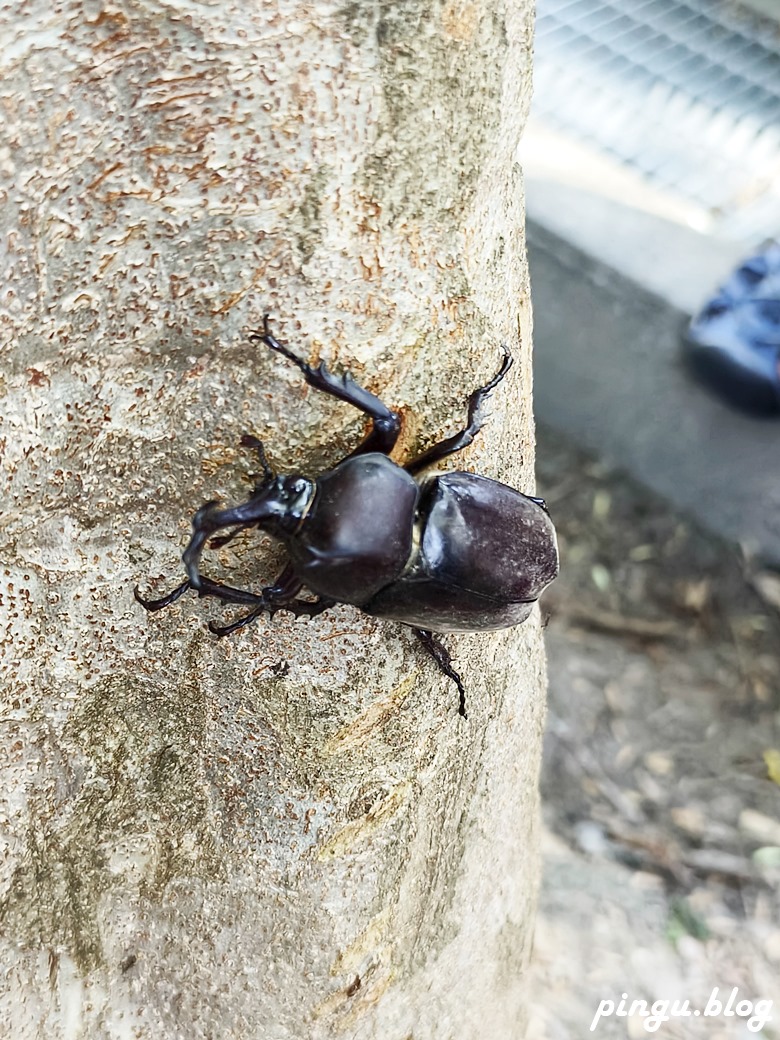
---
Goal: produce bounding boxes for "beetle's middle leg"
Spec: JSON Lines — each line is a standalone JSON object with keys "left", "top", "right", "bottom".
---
{"left": 405, "top": 345, "right": 513, "bottom": 475}
{"left": 208, "top": 594, "right": 336, "bottom": 636}
{"left": 137, "top": 563, "right": 335, "bottom": 634}
{"left": 414, "top": 628, "right": 468, "bottom": 718}
{"left": 250, "top": 315, "right": 401, "bottom": 458}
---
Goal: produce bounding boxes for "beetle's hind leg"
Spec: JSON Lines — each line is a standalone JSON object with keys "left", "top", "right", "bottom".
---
{"left": 250, "top": 315, "right": 401, "bottom": 458}
{"left": 414, "top": 629, "right": 468, "bottom": 718}
{"left": 405, "top": 346, "right": 513, "bottom": 476}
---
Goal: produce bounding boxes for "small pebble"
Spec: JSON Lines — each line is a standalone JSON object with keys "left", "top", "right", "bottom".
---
{"left": 740, "top": 810, "right": 780, "bottom": 846}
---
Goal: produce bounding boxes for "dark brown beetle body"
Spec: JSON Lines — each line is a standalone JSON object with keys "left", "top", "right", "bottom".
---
{"left": 135, "top": 318, "right": 559, "bottom": 717}
{"left": 287, "top": 452, "right": 557, "bottom": 632}
{"left": 364, "top": 468, "right": 558, "bottom": 632}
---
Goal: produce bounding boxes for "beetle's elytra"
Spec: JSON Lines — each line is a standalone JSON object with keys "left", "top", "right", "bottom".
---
{"left": 135, "top": 317, "right": 559, "bottom": 717}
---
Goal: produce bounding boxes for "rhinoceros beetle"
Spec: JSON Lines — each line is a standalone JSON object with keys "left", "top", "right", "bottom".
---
{"left": 135, "top": 317, "right": 559, "bottom": 717}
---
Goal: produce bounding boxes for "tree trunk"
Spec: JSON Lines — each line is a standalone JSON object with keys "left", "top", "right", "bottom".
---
{"left": 1, "top": 1, "right": 544, "bottom": 1037}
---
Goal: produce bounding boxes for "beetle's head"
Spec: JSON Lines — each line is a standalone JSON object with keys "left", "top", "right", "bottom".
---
{"left": 232, "top": 472, "right": 315, "bottom": 539}
{"left": 182, "top": 474, "right": 315, "bottom": 589}
{"left": 258, "top": 473, "right": 316, "bottom": 536}
{"left": 243, "top": 437, "right": 313, "bottom": 534}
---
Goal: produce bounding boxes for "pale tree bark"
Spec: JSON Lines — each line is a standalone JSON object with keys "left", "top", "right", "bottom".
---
{"left": 0, "top": 1, "right": 545, "bottom": 1037}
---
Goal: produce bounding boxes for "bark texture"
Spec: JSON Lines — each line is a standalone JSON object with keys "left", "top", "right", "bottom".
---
{"left": 0, "top": 1, "right": 543, "bottom": 1037}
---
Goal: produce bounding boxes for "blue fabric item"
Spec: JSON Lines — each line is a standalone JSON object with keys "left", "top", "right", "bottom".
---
{"left": 684, "top": 242, "right": 780, "bottom": 415}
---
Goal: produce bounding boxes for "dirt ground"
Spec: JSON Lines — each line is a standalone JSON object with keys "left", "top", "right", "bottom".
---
{"left": 528, "top": 426, "right": 780, "bottom": 1039}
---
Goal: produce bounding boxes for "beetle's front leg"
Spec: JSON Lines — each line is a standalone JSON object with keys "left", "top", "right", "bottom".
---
{"left": 135, "top": 574, "right": 269, "bottom": 613}
{"left": 414, "top": 629, "right": 467, "bottom": 718}
{"left": 239, "top": 433, "right": 275, "bottom": 487}
{"left": 183, "top": 561, "right": 302, "bottom": 635}
{"left": 250, "top": 315, "right": 401, "bottom": 459}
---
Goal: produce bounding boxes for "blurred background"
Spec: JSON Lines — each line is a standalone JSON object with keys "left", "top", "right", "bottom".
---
{"left": 523, "top": 1, "right": 780, "bottom": 1035}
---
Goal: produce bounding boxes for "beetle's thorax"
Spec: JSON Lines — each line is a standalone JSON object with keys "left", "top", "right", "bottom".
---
{"left": 286, "top": 453, "right": 419, "bottom": 605}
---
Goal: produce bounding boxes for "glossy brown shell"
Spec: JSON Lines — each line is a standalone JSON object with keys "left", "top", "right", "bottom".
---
{"left": 364, "top": 471, "right": 559, "bottom": 632}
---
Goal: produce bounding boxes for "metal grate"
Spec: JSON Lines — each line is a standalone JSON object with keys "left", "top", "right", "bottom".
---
{"left": 532, "top": 0, "right": 780, "bottom": 239}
